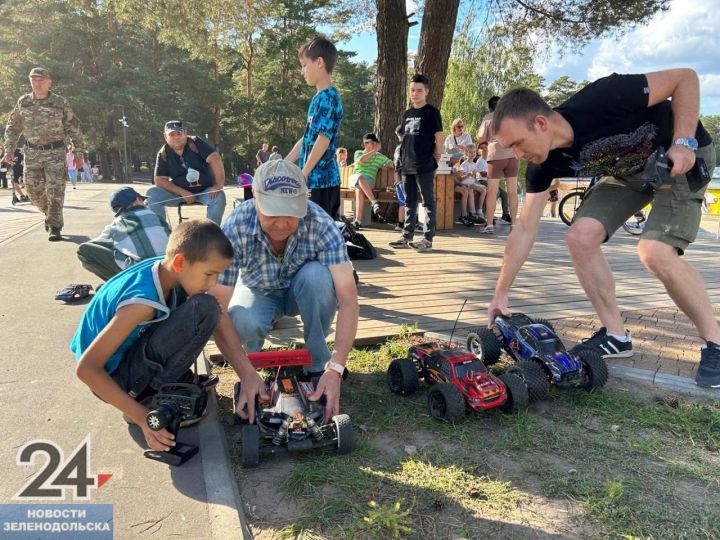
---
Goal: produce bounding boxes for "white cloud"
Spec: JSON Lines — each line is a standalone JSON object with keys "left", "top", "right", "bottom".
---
{"left": 535, "top": 0, "right": 720, "bottom": 113}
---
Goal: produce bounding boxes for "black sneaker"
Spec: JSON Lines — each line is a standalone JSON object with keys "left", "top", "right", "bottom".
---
{"left": 48, "top": 228, "right": 62, "bottom": 241}
{"left": 696, "top": 342, "right": 720, "bottom": 388}
{"left": 372, "top": 202, "right": 385, "bottom": 223}
{"left": 389, "top": 237, "right": 410, "bottom": 248}
{"left": 571, "top": 327, "right": 633, "bottom": 359}
{"left": 457, "top": 215, "right": 474, "bottom": 227}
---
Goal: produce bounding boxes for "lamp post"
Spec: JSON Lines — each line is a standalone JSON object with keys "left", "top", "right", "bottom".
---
{"left": 113, "top": 104, "right": 129, "bottom": 183}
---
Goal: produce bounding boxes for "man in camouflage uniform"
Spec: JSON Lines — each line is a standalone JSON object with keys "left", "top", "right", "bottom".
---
{"left": 3, "top": 67, "right": 85, "bottom": 241}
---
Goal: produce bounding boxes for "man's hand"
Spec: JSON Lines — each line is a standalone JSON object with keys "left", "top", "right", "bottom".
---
{"left": 181, "top": 190, "right": 196, "bottom": 205}
{"left": 667, "top": 144, "right": 696, "bottom": 177}
{"left": 309, "top": 370, "right": 342, "bottom": 422}
{"left": 141, "top": 424, "right": 176, "bottom": 452}
{"left": 209, "top": 184, "right": 223, "bottom": 200}
{"left": 234, "top": 369, "right": 268, "bottom": 424}
{"left": 487, "top": 292, "right": 511, "bottom": 328}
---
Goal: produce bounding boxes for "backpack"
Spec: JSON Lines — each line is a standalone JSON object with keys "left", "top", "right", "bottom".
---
{"left": 338, "top": 217, "right": 377, "bottom": 260}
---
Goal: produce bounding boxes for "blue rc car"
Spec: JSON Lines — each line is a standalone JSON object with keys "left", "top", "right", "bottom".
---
{"left": 466, "top": 313, "right": 609, "bottom": 400}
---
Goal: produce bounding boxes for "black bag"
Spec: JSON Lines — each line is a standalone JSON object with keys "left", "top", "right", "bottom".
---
{"left": 339, "top": 217, "right": 377, "bottom": 260}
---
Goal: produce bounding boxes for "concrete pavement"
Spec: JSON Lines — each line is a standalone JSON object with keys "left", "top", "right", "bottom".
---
{"left": 0, "top": 182, "right": 248, "bottom": 539}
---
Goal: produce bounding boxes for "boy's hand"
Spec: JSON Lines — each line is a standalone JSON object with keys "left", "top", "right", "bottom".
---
{"left": 234, "top": 369, "right": 268, "bottom": 423}
{"left": 141, "top": 425, "right": 176, "bottom": 452}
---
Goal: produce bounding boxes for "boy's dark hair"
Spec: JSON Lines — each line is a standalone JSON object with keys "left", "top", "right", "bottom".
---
{"left": 411, "top": 73, "right": 430, "bottom": 88}
{"left": 488, "top": 95, "right": 500, "bottom": 111}
{"left": 166, "top": 220, "right": 234, "bottom": 263}
{"left": 298, "top": 36, "right": 338, "bottom": 73}
{"left": 493, "top": 88, "right": 554, "bottom": 132}
{"left": 271, "top": 146, "right": 278, "bottom": 152}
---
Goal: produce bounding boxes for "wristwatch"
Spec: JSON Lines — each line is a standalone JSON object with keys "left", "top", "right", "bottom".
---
{"left": 324, "top": 360, "right": 348, "bottom": 380}
{"left": 673, "top": 137, "right": 698, "bottom": 151}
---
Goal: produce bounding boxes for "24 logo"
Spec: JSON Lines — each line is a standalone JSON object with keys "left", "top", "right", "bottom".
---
{"left": 14, "top": 436, "right": 112, "bottom": 500}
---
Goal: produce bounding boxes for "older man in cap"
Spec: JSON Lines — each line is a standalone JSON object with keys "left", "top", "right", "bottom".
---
{"left": 209, "top": 159, "right": 358, "bottom": 423}
{"left": 3, "top": 67, "right": 85, "bottom": 241}
{"left": 146, "top": 120, "right": 226, "bottom": 225}
{"left": 77, "top": 187, "right": 171, "bottom": 281}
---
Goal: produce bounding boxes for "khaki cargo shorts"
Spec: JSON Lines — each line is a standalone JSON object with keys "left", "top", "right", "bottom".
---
{"left": 574, "top": 143, "right": 716, "bottom": 255}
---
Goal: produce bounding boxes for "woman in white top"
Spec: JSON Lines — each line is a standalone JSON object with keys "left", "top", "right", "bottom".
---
{"left": 477, "top": 96, "right": 519, "bottom": 233}
{"left": 444, "top": 118, "right": 473, "bottom": 152}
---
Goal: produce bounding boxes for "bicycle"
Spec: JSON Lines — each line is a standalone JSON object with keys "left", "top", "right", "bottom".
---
{"left": 558, "top": 176, "right": 648, "bottom": 235}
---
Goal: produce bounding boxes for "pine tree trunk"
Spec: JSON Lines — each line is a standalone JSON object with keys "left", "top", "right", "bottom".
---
{"left": 415, "top": 0, "right": 461, "bottom": 108}
{"left": 374, "top": 0, "right": 409, "bottom": 155}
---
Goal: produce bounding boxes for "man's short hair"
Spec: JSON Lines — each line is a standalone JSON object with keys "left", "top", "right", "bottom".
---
{"left": 298, "top": 36, "right": 338, "bottom": 73}
{"left": 166, "top": 220, "right": 234, "bottom": 263}
{"left": 411, "top": 73, "right": 430, "bottom": 88}
{"left": 488, "top": 96, "right": 500, "bottom": 111}
{"left": 493, "top": 88, "right": 554, "bottom": 132}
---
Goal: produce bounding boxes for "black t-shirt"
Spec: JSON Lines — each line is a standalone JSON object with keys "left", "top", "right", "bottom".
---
{"left": 525, "top": 73, "right": 713, "bottom": 193}
{"left": 400, "top": 104, "right": 443, "bottom": 174}
{"left": 154, "top": 136, "right": 216, "bottom": 192}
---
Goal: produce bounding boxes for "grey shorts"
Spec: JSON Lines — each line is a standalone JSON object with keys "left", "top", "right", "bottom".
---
{"left": 574, "top": 143, "right": 716, "bottom": 254}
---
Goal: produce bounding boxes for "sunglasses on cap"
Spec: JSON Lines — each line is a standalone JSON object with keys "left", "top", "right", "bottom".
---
{"left": 164, "top": 122, "right": 184, "bottom": 132}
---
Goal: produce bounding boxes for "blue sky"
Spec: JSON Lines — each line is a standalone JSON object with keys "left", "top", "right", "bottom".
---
{"left": 338, "top": 0, "right": 720, "bottom": 115}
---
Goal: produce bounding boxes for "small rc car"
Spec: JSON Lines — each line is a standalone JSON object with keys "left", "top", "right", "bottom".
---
{"left": 466, "top": 313, "right": 608, "bottom": 400}
{"left": 386, "top": 342, "right": 532, "bottom": 423}
{"left": 233, "top": 349, "right": 353, "bottom": 468}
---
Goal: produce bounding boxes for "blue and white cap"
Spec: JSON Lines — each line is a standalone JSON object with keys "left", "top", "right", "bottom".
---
{"left": 252, "top": 160, "right": 309, "bottom": 218}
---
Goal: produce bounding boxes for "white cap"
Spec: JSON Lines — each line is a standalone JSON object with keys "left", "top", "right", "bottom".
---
{"left": 252, "top": 160, "right": 308, "bottom": 218}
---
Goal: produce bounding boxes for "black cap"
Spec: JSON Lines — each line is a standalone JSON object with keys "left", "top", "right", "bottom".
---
{"left": 110, "top": 187, "right": 146, "bottom": 216}
{"left": 362, "top": 132, "right": 379, "bottom": 143}
{"left": 164, "top": 120, "right": 185, "bottom": 133}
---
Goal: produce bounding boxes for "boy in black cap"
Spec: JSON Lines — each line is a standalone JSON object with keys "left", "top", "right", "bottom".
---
{"left": 77, "top": 187, "right": 171, "bottom": 280}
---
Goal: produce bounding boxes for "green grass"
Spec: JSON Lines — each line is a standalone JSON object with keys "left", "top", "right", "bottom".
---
{"left": 218, "top": 334, "right": 720, "bottom": 539}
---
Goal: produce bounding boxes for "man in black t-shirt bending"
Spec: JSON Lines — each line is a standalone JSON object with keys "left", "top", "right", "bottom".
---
{"left": 147, "top": 121, "right": 227, "bottom": 225}
{"left": 389, "top": 73, "right": 444, "bottom": 252}
{"left": 486, "top": 69, "right": 719, "bottom": 389}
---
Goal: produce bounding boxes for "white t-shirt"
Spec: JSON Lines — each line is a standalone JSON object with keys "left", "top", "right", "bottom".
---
{"left": 459, "top": 160, "right": 478, "bottom": 185}
{"left": 444, "top": 132, "right": 473, "bottom": 152}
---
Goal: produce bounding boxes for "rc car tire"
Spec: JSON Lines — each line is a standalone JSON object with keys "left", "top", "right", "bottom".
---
{"left": 531, "top": 318, "right": 556, "bottom": 333}
{"left": 578, "top": 350, "right": 609, "bottom": 389}
{"left": 498, "top": 372, "right": 530, "bottom": 414}
{"left": 387, "top": 358, "right": 419, "bottom": 395}
{"left": 515, "top": 360, "right": 549, "bottom": 402}
{"left": 466, "top": 327, "right": 502, "bottom": 365}
{"left": 333, "top": 414, "right": 353, "bottom": 454}
{"left": 427, "top": 383, "right": 466, "bottom": 423}
{"left": 240, "top": 424, "right": 260, "bottom": 468}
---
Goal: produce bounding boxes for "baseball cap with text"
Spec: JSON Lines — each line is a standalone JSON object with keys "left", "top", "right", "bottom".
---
{"left": 252, "top": 160, "right": 308, "bottom": 218}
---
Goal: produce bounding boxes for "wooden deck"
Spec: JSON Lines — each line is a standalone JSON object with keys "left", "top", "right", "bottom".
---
{"left": 227, "top": 214, "right": 720, "bottom": 349}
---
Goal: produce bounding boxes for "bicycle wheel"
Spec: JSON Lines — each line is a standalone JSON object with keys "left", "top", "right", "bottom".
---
{"left": 622, "top": 209, "right": 647, "bottom": 236}
{"left": 558, "top": 191, "right": 584, "bottom": 226}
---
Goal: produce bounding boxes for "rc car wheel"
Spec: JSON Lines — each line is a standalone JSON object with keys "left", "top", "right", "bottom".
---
{"left": 240, "top": 424, "right": 260, "bottom": 468}
{"left": 466, "top": 327, "right": 502, "bottom": 365}
{"left": 531, "top": 318, "right": 556, "bottom": 333}
{"left": 387, "top": 358, "right": 419, "bottom": 395}
{"left": 578, "top": 350, "right": 609, "bottom": 390}
{"left": 333, "top": 414, "right": 353, "bottom": 454}
{"left": 515, "top": 360, "right": 549, "bottom": 402}
{"left": 427, "top": 383, "right": 466, "bottom": 423}
{"left": 498, "top": 372, "right": 529, "bottom": 414}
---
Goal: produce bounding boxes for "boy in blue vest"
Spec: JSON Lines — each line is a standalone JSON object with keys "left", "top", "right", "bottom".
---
{"left": 72, "top": 220, "right": 235, "bottom": 451}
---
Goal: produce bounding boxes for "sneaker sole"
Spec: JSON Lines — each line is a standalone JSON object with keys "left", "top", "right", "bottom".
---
{"left": 600, "top": 349, "right": 634, "bottom": 359}
{"left": 695, "top": 376, "right": 720, "bottom": 388}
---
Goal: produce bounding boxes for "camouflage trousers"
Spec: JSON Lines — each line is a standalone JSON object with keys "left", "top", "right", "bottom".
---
{"left": 23, "top": 148, "right": 67, "bottom": 230}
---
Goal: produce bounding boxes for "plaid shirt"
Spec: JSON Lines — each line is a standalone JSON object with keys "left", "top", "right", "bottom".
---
{"left": 219, "top": 200, "right": 349, "bottom": 291}
{"left": 91, "top": 206, "right": 171, "bottom": 270}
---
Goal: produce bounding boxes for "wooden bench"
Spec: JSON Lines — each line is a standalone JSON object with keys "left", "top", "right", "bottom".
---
{"left": 339, "top": 165, "right": 455, "bottom": 230}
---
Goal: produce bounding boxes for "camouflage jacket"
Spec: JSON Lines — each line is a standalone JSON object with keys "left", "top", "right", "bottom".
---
{"left": 4, "top": 91, "right": 84, "bottom": 154}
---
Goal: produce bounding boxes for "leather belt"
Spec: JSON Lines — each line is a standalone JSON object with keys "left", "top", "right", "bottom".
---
{"left": 26, "top": 140, "right": 66, "bottom": 151}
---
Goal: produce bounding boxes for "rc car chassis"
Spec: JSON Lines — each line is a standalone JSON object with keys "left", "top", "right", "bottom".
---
{"left": 234, "top": 349, "right": 353, "bottom": 467}
{"left": 387, "top": 342, "right": 531, "bottom": 422}
{"left": 466, "top": 313, "right": 609, "bottom": 400}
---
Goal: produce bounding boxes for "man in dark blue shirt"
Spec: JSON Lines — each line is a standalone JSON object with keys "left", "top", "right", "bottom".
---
{"left": 147, "top": 120, "right": 227, "bottom": 224}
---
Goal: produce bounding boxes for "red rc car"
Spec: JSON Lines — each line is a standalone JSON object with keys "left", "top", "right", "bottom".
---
{"left": 386, "top": 342, "right": 530, "bottom": 422}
